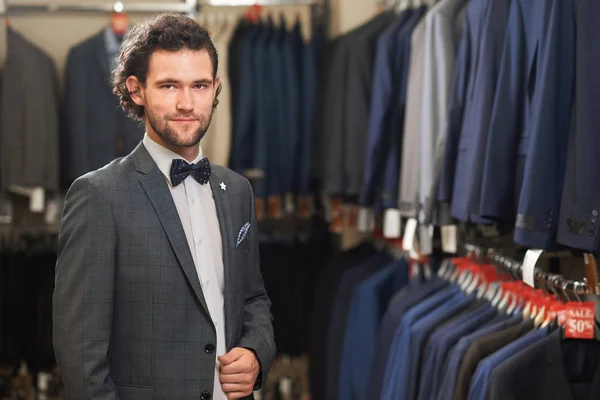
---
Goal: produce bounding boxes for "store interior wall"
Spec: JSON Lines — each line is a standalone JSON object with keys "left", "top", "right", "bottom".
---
{"left": 329, "top": 0, "right": 379, "bottom": 35}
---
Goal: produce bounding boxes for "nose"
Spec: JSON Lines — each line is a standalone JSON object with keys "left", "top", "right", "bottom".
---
{"left": 176, "top": 88, "right": 194, "bottom": 112}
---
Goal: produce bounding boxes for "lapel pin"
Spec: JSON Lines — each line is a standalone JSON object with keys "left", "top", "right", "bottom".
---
{"left": 220, "top": 182, "right": 227, "bottom": 191}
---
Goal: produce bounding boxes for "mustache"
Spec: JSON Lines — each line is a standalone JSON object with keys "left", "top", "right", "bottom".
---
{"left": 168, "top": 114, "right": 200, "bottom": 120}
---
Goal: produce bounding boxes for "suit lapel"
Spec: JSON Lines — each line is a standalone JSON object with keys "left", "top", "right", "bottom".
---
{"left": 132, "top": 144, "right": 210, "bottom": 317}
{"left": 209, "top": 167, "right": 236, "bottom": 350}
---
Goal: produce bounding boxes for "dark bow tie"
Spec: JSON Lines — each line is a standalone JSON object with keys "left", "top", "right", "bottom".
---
{"left": 170, "top": 158, "right": 211, "bottom": 186}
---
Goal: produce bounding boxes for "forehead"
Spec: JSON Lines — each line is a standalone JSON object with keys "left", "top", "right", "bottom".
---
{"left": 146, "top": 49, "right": 214, "bottom": 80}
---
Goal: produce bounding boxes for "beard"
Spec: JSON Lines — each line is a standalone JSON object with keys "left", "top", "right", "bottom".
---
{"left": 146, "top": 107, "right": 213, "bottom": 148}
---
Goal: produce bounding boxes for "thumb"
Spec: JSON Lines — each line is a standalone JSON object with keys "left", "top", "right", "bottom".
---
{"left": 218, "top": 348, "right": 244, "bottom": 365}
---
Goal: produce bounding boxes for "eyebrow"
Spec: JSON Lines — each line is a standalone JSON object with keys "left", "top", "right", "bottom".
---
{"left": 155, "top": 78, "right": 213, "bottom": 85}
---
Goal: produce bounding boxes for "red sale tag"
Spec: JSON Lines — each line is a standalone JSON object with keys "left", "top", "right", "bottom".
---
{"left": 564, "top": 302, "right": 596, "bottom": 339}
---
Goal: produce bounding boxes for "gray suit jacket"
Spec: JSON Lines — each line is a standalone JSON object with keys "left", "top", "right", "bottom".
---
{"left": 0, "top": 28, "right": 60, "bottom": 192}
{"left": 53, "top": 143, "right": 276, "bottom": 400}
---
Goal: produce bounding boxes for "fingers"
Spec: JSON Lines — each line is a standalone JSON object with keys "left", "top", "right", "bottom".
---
{"left": 219, "top": 372, "right": 248, "bottom": 384}
{"left": 218, "top": 348, "right": 246, "bottom": 366}
{"left": 220, "top": 374, "right": 254, "bottom": 400}
{"left": 225, "top": 391, "right": 252, "bottom": 400}
{"left": 221, "top": 383, "right": 247, "bottom": 392}
{"left": 220, "top": 361, "right": 253, "bottom": 375}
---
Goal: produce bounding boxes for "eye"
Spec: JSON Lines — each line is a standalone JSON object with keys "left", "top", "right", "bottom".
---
{"left": 195, "top": 84, "right": 208, "bottom": 89}
{"left": 162, "top": 84, "right": 175, "bottom": 90}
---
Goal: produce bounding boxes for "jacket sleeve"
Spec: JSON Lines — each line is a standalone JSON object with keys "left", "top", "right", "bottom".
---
{"left": 237, "top": 178, "right": 277, "bottom": 389}
{"left": 53, "top": 173, "right": 119, "bottom": 400}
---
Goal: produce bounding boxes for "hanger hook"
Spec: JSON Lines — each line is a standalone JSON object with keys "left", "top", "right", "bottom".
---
{"left": 546, "top": 274, "right": 558, "bottom": 296}
{"left": 560, "top": 278, "right": 570, "bottom": 302}
{"left": 573, "top": 281, "right": 584, "bottom": 303}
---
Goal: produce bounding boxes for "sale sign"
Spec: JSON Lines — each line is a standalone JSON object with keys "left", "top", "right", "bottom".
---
{"left": 564, "top": 302, "right": 596, "bottom": 339}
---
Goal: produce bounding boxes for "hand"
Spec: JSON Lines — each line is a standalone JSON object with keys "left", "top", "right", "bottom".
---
{"left": 218, "top": 347, "right": 260, "bottom": 400}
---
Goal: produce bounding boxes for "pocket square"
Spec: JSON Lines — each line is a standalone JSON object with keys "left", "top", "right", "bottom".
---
{"left": 236, "top": 222, "right": 251, "bottom": 247}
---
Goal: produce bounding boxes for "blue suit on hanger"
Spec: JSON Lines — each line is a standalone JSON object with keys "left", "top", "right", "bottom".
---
{"left": 514, "top": 0, "right": 575, "bottom": 249}
{"left": 478, "top": 0, "right": 538, "bottom": 223}
{"left": 557, "top": 0, "right": 600, "bottom": 252}
{"left": 337, "top": 259, "right": 408, "bottom": 400}
{"left": 232, "top": 24, "right": 261, "bottom": 175}
{"left": 359, "top": 10, "right": 413, "bottom": 207}
{"left": 438, "top": 0, "right": 489, "bottom": 207}
{"left": 450, "top": 0, "right": 511, "bottom": 222}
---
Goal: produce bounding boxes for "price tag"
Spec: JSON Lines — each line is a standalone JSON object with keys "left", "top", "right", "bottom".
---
{"left": 522, "top": 249, "right": 543, "bottom": 288}
{"left": 419, "top": 225, "right": 433, "bottom": 256}
{"left": 402, "top": 218, "right": 418, "bottom": 252}
{"left": 357, "top": 207, "right": 372, "bottom": 233}
{"left": 30, "top": 187, "right": 45, "bottom": 213}
{"left": 402, "top": 218, "right": 419, "bottom": 259}
{"left": 441, "top": 225, "right": 457, "bottom": 253}
{"left": 565, "top": 302, "right": 596, "bottom": 339}
{"left": 383, "top": 209, "right": 402, "bottom": 238}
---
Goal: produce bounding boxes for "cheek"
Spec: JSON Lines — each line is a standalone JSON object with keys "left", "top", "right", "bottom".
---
{"left": 146, "top": 94, "right": 173, "bottom": 113}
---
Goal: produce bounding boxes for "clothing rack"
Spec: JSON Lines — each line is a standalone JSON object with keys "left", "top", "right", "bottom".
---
{"left": 200, "top": 0, "right": 321, "bottom": 5}
{"left": 0, "top": 0, "right": 196, "bottom": 15}
{"left": 0, "top": 0, "right": 326, "bottom": 15}
{"left": 463, "top": 243, "right": 592, "bottom": 297}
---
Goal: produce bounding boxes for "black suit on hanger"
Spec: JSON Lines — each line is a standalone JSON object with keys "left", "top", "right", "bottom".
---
{"left": 487, "top": 329, "right": 600, "bottom": 400}
{"left": 63, "top": 28, "right": 144, "bottom": 184}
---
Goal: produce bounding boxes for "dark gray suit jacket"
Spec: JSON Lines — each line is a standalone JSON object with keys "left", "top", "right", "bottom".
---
{"left": 63, "top": 29, "right": 144, "bottom": 183}
{"left": 53, "top": 143, "right": 276, "bottom": 400}
{"left": 0, "top": 28, "right": 60, "bottom": 192}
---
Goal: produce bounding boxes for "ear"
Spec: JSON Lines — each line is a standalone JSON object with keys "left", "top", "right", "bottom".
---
{"left": 125, "top": 75, "right": 145, "bottom": 107}
{"left": 213, "top": 75, "right": 221, "bottom": 97}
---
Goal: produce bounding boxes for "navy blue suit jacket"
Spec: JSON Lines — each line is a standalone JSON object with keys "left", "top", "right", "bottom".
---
{"left": 513, "top": 0, "right": 575, "bottom": 249}
{"left": 557, "top": 0, "right": 600, "bottom": 252}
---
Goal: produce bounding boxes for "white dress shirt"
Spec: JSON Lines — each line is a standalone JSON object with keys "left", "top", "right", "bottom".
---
{"left": 143, "top": 134, "right": 227, "bottom": 400}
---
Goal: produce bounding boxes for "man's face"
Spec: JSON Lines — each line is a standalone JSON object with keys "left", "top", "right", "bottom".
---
{"left": 132, "top": 49, "right": 219, "bottom": 149}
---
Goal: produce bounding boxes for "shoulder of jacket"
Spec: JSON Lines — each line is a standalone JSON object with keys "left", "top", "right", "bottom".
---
{"left": 72, "top": 156, "right": 131, "bottom": 192}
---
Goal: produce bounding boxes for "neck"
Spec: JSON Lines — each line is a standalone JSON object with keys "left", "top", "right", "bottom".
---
{"left": 147, "top": 129, "right": 200, "bottom": 163}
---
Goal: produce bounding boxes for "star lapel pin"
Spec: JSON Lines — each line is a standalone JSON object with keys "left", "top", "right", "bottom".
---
{"left": 220, "top": 182, "right": 227, "bottom": 191}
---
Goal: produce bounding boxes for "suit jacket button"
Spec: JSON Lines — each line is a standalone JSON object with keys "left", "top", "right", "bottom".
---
{"left": 205, "top": 343, "right": 215, "bottom": 354}
{"left": 201, "top": 390, "right": 212, "bottom": 400}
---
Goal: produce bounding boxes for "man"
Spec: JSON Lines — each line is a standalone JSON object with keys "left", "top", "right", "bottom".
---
{"left": 52, "top": 13, "right": 276, "bottom": 400}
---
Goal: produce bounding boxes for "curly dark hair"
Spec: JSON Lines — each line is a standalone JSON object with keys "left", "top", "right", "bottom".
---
{"left": 111, "top": 13, "right": 221, "bottom": 121}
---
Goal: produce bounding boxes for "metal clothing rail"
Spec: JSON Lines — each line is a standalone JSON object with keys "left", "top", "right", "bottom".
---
{"left": 200, "top": 0, "right": 321, "bottom": 5}
{"left": 0, "top": 0, "right": 196, "bottom": 15}
{"left": 463, "top": 243, "right": 592, "bottom": 297}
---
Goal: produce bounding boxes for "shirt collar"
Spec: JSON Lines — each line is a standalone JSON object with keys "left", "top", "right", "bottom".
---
{"left": 142, "top": 133, "right": 204, "bottom": 186}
